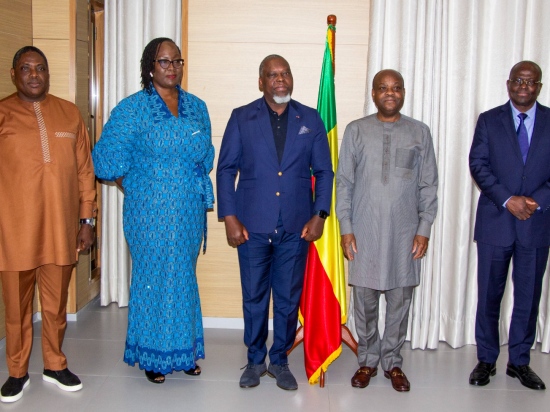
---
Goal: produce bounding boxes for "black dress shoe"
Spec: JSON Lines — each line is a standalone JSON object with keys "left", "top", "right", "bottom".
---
{"left": 506, "top": 363, "right": 546, "bottom": 390}
{"left": 469, "top": 361, "right": 496, "bottom": 386}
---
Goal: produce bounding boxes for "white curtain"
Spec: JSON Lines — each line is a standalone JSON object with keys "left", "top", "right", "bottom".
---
{"left": 350, "top": 0, "right": 550, "bottom": 351}
{"left": 100, "top": 0, "right": 182, "bottom": 306}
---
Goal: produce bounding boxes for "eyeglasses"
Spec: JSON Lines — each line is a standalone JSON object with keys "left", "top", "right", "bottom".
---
{"left": 508, "top": 78, "right": 542, "bottom": 88}
{"left": 154, "top": 59, "right": 184, "bottom": 69}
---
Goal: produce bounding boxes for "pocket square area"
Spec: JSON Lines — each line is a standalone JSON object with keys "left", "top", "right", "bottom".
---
{"left": 298, "top": 126, "right": 311, "bottom": 135}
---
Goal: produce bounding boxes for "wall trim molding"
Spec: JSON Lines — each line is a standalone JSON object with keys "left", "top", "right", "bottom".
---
{"left": 32, "top": 312, "right": 272, "bottom": 330}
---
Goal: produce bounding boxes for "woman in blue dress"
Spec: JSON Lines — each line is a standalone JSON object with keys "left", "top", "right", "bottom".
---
{"left": 92, "top": 38, "right": 214, "bottom": 384}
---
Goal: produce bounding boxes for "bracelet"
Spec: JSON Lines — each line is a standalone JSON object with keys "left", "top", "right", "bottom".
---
{"left": 80, "top": 218, "right": 96, "bottom": 228}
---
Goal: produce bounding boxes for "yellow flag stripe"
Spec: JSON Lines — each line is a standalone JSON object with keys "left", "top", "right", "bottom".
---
{"left": 313, "top": 125, "right": 346, "bottom": 323}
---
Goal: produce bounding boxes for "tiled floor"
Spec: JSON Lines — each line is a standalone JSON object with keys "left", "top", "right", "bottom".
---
{"left": 1, "top": 298, "right": 549, "bottom": 411}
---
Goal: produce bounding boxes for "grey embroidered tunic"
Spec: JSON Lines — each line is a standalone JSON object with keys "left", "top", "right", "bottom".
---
{"left": 336, "top": 114, "right": 438, "bottom": 290}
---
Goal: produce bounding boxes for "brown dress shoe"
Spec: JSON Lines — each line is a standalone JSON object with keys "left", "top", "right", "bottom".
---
{"left": 384, "top": 367, "right": 410, "bottom": 392}
{"left": 351, "top": 366, "right": 378, "bottom": 388}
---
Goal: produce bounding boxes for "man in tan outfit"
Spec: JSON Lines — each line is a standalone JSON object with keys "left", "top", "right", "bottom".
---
{"left": 0, "top": 46, "right": 96, "bottom": 403}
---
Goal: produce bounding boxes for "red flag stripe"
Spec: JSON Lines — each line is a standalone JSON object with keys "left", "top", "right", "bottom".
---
{"left": 300, "top": 242, "right": 342, "bottom": 381}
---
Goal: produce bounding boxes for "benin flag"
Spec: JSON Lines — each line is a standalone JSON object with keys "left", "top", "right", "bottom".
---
{"left": 299, "top": 23, "right": 346, "bottom": 384}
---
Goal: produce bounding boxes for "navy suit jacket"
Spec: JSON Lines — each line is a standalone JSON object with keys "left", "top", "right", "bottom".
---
{"left": 470, "top": 101, "right": 550, "bottom": 248}
{"left": 216, "top": 98, "right": 334, "bottom": 234}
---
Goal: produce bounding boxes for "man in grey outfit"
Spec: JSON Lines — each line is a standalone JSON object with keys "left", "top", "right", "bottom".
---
{"left": 336, "top": 69, "right": 438, "bottom": 392}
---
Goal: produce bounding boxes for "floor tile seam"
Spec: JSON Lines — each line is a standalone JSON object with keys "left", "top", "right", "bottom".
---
{"left": 79, "top": 372, "right": 113, "bottom": 407}
{"left": 55, "top": 337, "right": 127, "bottom": 342}
{"left": 91, "top": 375, "right": 280, "bottom": 385}
{"left": 75, "top": 373, "right": 141, "bottom": 378}
{"left": 121, "top": 378, "right": 243, "bottom": 383}
{"left": 467, "top": 388, "right": 546, "bottom": 393}
{"left": 310, "top": 381, "right": 541, "bottom": 392}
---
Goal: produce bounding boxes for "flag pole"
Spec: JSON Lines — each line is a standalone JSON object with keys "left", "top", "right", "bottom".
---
{"left": 288, "top": 14, "right": 357, "bottom": 389}
{"left": 327, "top": 12, "right": 359, "bottom": 377}
{"left": 325, "top": 12, "right": 359, "bottom": 380}
{"left": 327, "top": 14, "right": 336, "bottom": 74}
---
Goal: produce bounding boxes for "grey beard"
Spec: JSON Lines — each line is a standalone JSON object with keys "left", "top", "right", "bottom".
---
{"left": 273, "top": 94, "right": 291, "bottom": 104}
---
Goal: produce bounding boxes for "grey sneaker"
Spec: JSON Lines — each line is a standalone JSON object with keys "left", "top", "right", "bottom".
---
{"left": 267, "top": 363, "right": 298, "bottom": 390}
{"left": 239, "top": 363, "right": 267, "bottom": 388}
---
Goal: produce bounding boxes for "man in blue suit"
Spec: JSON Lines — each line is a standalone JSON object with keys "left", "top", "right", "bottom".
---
{"left": 469, "top": 61, "right": 549, "bottom": 390}
{"left": 216, "top": 55, "right": 333, "bottom": 390}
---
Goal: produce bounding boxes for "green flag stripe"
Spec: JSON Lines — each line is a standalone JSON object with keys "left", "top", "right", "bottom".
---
{"left": 316, "top": 41, "right": 336, "bottom": 133}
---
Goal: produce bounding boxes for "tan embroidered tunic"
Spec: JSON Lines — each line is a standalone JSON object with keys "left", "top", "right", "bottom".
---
{"left": 0, "top": 93, "right": 96, "bottom": 271}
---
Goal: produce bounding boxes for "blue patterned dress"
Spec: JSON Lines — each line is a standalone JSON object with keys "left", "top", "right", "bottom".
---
{"left": 92, "top": 86, "right": 214, "bottom": 374}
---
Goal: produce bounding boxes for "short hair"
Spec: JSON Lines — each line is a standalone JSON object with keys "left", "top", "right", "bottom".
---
{"left": 259, "top": 54, "right": 288, "bottom": 77}
{"left": 140, "top": 37, "right": 181, "bottom": 93}
{"left": 12, "top": 46, "right": 49, "bottom": 69}
{"left": 509, "top": 60, "right": 543, "bottom": 81}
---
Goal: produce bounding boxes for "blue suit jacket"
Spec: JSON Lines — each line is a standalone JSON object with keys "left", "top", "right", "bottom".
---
{"left": 216, "top": 98, "right": 334, "bottom": 234}
{"left": 470, "top": 101, "right": 550, "bottom": 248}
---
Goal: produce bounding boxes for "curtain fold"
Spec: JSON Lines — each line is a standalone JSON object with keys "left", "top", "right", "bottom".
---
{"left": 100, "top": 0, "right": 182, "bottom": 306}
{"left": 350, "top": 0, "right": 550, "bottom": 352}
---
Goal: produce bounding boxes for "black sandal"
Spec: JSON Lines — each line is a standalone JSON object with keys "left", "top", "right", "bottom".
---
{"left": 145, "top": 370, "right": 165, "bottom": 384}
{"left": 183, "top": 364, "right": 201, "bottom": 376}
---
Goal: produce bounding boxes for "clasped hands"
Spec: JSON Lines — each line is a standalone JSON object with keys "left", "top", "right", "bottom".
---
{"left": 506, "top": 196, "right": 538, "bottom": 221}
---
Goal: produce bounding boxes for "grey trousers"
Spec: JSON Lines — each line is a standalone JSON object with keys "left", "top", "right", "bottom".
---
{"left": 353, "top": 285, "right": 414, "bottom": 371}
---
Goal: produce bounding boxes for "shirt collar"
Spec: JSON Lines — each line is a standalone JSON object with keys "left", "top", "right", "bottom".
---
{"left": 264, "top": 97, "right": 290, "bottom": 116}
{"left": 510, "top": 100, "right": 537, "bottom": 119}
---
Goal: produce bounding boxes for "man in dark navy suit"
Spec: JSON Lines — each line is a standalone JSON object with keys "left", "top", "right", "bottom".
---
{"left": 469, "top": 61, "right": 549, "bottom": 390}
{"left": 216, "top": 55, "right": 333, "bottom": 390}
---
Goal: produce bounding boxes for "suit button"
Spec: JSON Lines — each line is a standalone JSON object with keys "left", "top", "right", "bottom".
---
{"left": 276, "top": 192, "right": 280, "bottom": 196}
{"left": 278, "top": 172, "right": 282, "bottom": 176}
{"left": 522, "top": 176, "right": 526, "bottom": 180}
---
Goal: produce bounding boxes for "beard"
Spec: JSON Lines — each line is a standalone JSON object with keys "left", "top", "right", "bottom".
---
{"left": 273, "top": 94, "right": 291, "bottom": 104}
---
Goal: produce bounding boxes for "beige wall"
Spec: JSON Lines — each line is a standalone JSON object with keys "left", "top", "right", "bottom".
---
{"left": 187, "top": 1, "right": 370, "bottom": 318}
{"left": 33, "top": 0, "right": 100, "bottom": 313}
{"left": 0, "top": 0, "right": 32, "bottom": 98}
{"left": 0, "top": 0, "right": 33, "bottom": 341}
{"left": 0, "top": 1, "right": 98, "bottom": 341}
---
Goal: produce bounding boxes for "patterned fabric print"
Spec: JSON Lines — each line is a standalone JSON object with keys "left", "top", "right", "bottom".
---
{"left": 33, "top": 102, "right": 52, "bottom": 163}
{"left": 55, "top": 132, "right": 76, "bottom": 139}
{"left": 92, "top": 86, "right": 214, "bottom": 374}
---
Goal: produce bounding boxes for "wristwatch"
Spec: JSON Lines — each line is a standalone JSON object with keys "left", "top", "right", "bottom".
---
{"left": 80, "top": 218, "right": 96, "bottom": 228}
{"left": 314, "top": 210, "right": 329, "bottom": 219}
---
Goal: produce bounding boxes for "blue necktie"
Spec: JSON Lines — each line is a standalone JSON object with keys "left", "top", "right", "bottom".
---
{"left": 517, "top": 113, "right": 529, "bottom": 164}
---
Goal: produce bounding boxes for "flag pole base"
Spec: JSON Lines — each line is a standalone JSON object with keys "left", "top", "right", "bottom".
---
{"left": 288, "top": 324, "right": 358, "bottom": 388}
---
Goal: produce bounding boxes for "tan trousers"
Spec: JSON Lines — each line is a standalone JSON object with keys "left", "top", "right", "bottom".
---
{"left": 1, "top": 264, "right": 73, "bottom": 378}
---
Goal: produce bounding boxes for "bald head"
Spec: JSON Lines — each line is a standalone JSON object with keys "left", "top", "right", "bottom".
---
{"left": 372, "top": 69, "right": 404, "bottom": 89}
{"left": 509, "top": 61, "right": 542, "bottom": 81}
{"left": 259, "top": 54, "right": 290, "bottom": 77}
